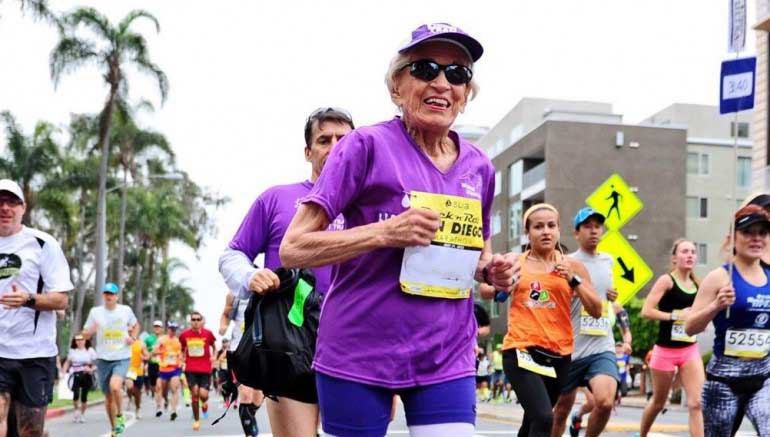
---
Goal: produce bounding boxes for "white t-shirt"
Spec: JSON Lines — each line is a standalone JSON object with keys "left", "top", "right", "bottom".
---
{"left": 68, "top": 347, "right": 97, "bottom": 372}
{"left": 84, "top": 304, "right": 137, "bottom": 361}
{"left": 229, "top": 298, "right": 249, "bottom": 352}
{"left": 0, "top": 226, "right": 73, "bottom": 359}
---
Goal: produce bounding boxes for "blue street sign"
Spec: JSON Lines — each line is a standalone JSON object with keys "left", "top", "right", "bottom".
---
{"left": 720, "top": 57, "right": 756, "bottom": 114}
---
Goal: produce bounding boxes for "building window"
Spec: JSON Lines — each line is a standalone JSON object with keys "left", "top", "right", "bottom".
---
{"left": 731, "top": 121, "right": 750, "bottom": 138}
{"left": 509, "top": 161, "right": 523, "bottom": 196}
{"left": 697, "top": 243, "right": 707, "bottom": 265}
{"left": 492, "top": 211, "right": 502, "bottom": 235}
{"left": 687, "top": 196, "right": 708, "bottom": 218}
{"left": 509, "top": 201, "right": 523, "bottom": 241}
{"left": 737, "top": 157, "right": 752, "bottom": 188}
{"left": 687, "top": 152, "right": 709, "bottom": 175}
{"left": 494, "top": 171, "right": 502, "bottom": 196}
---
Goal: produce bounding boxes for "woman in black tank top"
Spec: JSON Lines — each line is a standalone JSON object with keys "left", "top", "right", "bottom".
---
{"left": 639, "top": 239, "right": 705, "bottom": 437}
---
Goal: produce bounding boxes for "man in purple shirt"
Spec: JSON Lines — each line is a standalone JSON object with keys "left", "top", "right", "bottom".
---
{"left": 218, "top": 107, "right": 353, "bottom": 436}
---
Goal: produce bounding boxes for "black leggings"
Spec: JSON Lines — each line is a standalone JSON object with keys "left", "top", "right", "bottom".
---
{"left": 71, "top": 371, "right": 92, "bottom": 403}
{"left": 503, "top": 349, "right": 571, "bottom": 437}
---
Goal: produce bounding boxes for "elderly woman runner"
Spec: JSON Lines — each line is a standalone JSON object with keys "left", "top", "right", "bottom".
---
{"left": 281, "top": 23, "right": 515, "bottom": 437}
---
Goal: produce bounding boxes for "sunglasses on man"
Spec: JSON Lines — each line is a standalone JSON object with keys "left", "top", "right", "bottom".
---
{"left": 404, "top": 59, "right": 473, "bottom": 85}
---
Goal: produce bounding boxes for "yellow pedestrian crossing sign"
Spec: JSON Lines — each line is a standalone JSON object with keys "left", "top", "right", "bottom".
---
{"left": 597, "top": 231, "right": 654, "bottom": 305}
{"left": 585, "top": 174, "right": 643, "bottom": 231}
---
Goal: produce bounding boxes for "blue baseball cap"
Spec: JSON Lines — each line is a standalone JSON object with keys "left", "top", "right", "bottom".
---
{"left": 102, "top": 282, "right": 120, "bottom": 294}
{"left": 574, "top": 207, "right": 605, "bottom": 230}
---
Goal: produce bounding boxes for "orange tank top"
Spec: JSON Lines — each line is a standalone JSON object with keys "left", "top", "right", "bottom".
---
{"left": 502, "top": 254, "right": 575, "bottom": 355}
{"left": 129, "top": 341, "right": 144, "bottom": 375}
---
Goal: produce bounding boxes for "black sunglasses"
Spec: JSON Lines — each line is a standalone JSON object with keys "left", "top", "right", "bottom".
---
{"left": 404, "top": 59, "right": 473, "bottom": 85}
{"left": 191, "top": 318, "right": 202, "bottom": 321}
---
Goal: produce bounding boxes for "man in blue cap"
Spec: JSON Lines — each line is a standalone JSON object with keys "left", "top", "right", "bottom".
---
{"left": 82, "top": 282, "right": 139, "bottom": 436}
{"left": 551, "top": 207, "right": 633, "bottom": 437}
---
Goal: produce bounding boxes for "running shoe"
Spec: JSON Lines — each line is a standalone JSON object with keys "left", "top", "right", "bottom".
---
{"left": 170, "top": 411, "right": 178, "bottom": 421}
{"left": 193, "top": 420, "right": 200, "bottom": 431}
{"left": 72, "top": 412, "right": 80, "bottom": 423}
{"left": 569, "top": 411, "right": 582, "bottom": 437}
{"left": 155, "top": 409, "right": 162, "bottom": 417}
{"left": 201, "top": 401, "right": 209, "bottom": 418}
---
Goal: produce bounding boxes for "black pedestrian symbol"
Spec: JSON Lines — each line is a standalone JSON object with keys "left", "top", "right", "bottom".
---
{"left": 606, "top": 184, "right": 622, "bottom": 220}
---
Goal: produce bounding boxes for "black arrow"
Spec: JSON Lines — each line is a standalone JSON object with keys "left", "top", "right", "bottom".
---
{"left": 617, "top": 257, "right": 635, "bottom": 283}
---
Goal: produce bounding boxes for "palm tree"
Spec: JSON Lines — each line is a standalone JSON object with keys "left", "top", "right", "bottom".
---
{"left": 110, "top": 99, "right": 174, "bottom": 290}
{"left": 0, "top": 111, "right": 61, "bottom": 225}
{"left": 50, "top": 7, "right": 168, "bottom": 301}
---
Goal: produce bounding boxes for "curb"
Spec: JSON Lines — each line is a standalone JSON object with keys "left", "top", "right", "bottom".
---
{"left": 46, "top": 398, "right": 105, "bottom": 419}
{"left": 477, "top": 412, "right": 689, "bottom": 433}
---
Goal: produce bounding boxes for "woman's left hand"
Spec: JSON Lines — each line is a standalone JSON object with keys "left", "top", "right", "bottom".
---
{"left": 554, "top": 262, "right": 573, "bottom": 282}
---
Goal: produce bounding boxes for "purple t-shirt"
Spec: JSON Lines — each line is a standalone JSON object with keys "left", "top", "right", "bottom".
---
{"left": 228, "top": 181, "right": 343, "bottom": 294}
{"left": 303, "top": 117, "right": 495, "bottom": 388}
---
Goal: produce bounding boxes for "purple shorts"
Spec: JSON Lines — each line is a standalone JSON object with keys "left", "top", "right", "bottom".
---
{"left": 316, "top": 373, "right": 475, "bottom": 437}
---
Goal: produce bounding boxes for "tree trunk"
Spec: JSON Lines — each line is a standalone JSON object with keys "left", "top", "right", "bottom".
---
{"left": 134, "top": 244, "right": 145, "bottom": 325}
{"left": 117, "top": 168, "right": 128, "bottom": 290}
{"left": 148, "top": 248, "right": 157, "bottom": 322}
{"left": 93, "top": 83, "right": 118, "bottom": 305}
{"left": 71, "top": 191, "right": 89, "bottom": 334}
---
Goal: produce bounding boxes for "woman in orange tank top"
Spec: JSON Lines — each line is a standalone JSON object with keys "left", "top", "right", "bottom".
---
{"left": 500, "top": 203, "right": 601, "bottom": 437}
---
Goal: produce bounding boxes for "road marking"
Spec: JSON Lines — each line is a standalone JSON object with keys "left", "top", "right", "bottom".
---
{"left": 183, "top": 432, "right": 523, "bottom": 437}
{"left": 99, "top": 411, "right": 136, "bottom": 437}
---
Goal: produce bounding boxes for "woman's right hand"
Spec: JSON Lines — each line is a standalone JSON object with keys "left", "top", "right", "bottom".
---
{"left": 248, "top": 269, "right": 281, "bottom": 295}
{"left": 712, "top": 284, "right": 736, "bottom": 311}
{"left": 382, "top": 208, "right": 440, "bottom": 248}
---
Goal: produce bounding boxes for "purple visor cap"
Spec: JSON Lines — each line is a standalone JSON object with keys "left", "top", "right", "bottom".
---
{"left": 399, "top": 23, "right": 483, "bottom": 62}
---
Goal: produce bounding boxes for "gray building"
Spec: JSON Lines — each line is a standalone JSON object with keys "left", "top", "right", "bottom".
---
{"left": 476, "top": 98, "right": 687, "bottom": 334}
{"left": 642, "top": 103, "right": 753, "bottom": 280}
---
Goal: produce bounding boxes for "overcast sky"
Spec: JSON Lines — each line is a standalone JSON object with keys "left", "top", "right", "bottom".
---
{"left": 0, "top": 0, "right": 757, "bottom": 335}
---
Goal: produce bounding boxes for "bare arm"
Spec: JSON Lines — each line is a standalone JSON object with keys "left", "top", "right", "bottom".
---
{"left": 61, "top": 358, "right": 70, "bottom": 374}
{"left": 219, "top": 293, "right": 234, "bottom": 336}
{"left": 0, "top": 285, "right": 68, "bottom": 311}
{"left": 685, "top": 267, "right": 733, "bottom": 336}
{"left": 641, "top": 274, "right": 676, "bottom": 321}
{"left": 280, "top": 202, "right": 440, "bottom": 268}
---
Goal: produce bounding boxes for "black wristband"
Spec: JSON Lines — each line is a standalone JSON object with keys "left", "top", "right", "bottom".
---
{"left": 482, "top": 266, "right": 492, "bottom": 286}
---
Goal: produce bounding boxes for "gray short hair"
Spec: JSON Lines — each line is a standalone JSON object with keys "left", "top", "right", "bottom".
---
{"left": 384, "top": 51, "right": 479, "bottom": 109}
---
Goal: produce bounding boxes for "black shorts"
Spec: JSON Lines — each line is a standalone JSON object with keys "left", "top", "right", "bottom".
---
{"left": 185, "top": 372, "right": 211, "bottom": 390}
{"left": 147, "top": 361, "right": 160, "bottom": 387}
{"left": 0, "top": 356, "right": 56, "bottom": 407}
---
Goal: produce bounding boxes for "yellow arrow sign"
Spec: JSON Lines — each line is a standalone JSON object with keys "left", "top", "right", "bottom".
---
{"left": 585, "top": 173, "right": 643, "bottom": 231}
{"left": 596, "top": 230, "right": 654, "bottom": 305}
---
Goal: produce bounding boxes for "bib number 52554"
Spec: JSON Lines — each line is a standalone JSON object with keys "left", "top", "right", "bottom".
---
{"left": 725, "top": 329, "right": 770, "bottom": 359}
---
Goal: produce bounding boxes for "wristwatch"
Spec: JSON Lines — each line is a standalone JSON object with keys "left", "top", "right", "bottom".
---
{"left": 23, "top": 295, "right": 36, "bottom": 308}
{"left": 568, "top": 274, "right": 582, "bottom": 289}
{"left": 670, "top": 312, "right": 679, "bottom": 321}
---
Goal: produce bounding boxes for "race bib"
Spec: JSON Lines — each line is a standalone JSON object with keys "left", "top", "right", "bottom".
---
{"left": 187, "top": 339, "right": 205, "bottom": 358}
{"left": 240, "top": 320, "right": 245, "bottom": 333}
{"left": 126, "top": 369, "right": 138, "bottom": 380}
{"left": 220, "top": 360, "right": 228, "bottom": 370}
{"left": 400, "top": 192, "right": 483, "bottom": 299}
{"left": 616, "top": 359, "right": 626, "bottom": 370}
{"left": 671, "top": 311, "right": 696, "bottom": 343}
{"left": 725, "top": 328, "right": 770, "bottom": 359}
{"left": 516, "top": 349, "right": 556, "bottom": 378}
{"left": 164, "top": 353, "right": 178, "bottom": 366}
{"left": 104, "top": 329, "right": 125, "bottom": 352}
{"left": 580, "top": 301, "right": 611, "bottom": 336}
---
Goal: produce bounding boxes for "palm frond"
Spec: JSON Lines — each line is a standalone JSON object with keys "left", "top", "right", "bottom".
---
{"left": 118, "top": 10, "right": 160, "bottom": 34}
{"left": 63, "top": 7, "right": 111, "bottom": 39}
{"left": 133, "top": 54, "right": 168, "bottom": 104}
{"left": 49, "top": 36, "right": 100, "bottom": 87}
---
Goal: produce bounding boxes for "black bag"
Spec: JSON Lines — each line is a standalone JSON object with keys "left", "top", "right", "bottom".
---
{"left": 231, "top": 268, "right": 321, "bottom": 395}
{"left": 707, "top": 371, "right": 770, "bottom": 396}
{"left": 526, "top": 345, "right": 570, "bottom": 367}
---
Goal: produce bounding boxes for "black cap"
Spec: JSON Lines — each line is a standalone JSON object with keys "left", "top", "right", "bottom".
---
{"left": 736, "top": 212, "right": 770, "bottom": 230}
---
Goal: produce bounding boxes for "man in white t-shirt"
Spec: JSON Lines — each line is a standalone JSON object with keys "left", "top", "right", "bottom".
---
{"left": 0, "top": 179, "right": 73, "bottom": 437}
{"left": 83, "top": 282, "right": 139, "bottom": 436}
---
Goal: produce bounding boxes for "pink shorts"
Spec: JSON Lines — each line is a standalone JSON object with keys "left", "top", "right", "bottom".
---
{"left": 649, "top": 343, "right": 701, "bottom": 372}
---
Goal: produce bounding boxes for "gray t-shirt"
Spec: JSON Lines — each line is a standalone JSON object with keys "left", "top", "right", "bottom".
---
{"left": 570, "top": 249, "right": 615, "bottom": 359}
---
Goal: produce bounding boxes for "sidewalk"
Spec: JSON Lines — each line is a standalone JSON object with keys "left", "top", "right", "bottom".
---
{"left": 477, "top": 392, "right": 688, "bottom": 433}
{"left": 46, "top": 398, "right": 105, "bottom": 419}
